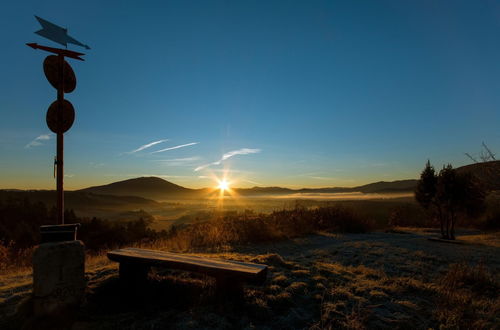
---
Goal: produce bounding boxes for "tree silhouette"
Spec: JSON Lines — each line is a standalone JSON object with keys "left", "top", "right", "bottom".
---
{"left": 415, "top": 162, "right": 486, "bottom": 239}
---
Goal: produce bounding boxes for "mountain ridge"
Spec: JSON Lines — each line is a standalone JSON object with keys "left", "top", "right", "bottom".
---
{"left": 5, "top": 161, "right": 498, "bottom": 201}
{"left": 76, "top": 176, "right": 419, "bottom": 200}
{"left": 78, "top": 177, "right": 195, "bottom": 200}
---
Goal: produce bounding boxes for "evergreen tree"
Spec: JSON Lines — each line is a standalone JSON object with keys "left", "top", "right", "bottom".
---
{"left": 415, "top": 161, "right": 486, "bottom": 240}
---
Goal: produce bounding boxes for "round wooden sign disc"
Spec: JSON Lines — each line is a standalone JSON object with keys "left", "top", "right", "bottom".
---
{"left": 43, "top": 55, "right": 77, "bottom": 93}
{"left": 46, "top": 99, "right": 75, "bottom": 134}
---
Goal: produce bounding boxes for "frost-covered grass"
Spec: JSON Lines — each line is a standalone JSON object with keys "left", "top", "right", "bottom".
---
{"left": 1, "top": 228, "right": 499, "bottom": 329}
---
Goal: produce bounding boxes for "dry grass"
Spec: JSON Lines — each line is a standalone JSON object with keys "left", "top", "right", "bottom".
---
{"left": 435, "top": 262, "right": 499, "bottom": 329}
{"left": 0, "top": 244, "right": 34, "bottom": 275}
{"left": 312, "top": 261, "right": 499, "bottom": 329}
{"left": 159, "top": 205, "right": 372, "bottom": 252}
{"left": 1, "top": 223, "right": 499, "bottom": 329}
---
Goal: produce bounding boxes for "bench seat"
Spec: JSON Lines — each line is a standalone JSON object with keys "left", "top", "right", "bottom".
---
{"left": 107, "top": 248, "right": 268, "bottom": 298}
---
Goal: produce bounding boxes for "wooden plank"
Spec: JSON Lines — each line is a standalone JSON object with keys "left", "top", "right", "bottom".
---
{"left": 107, "top": 248, "right": 267, "bottom": 282}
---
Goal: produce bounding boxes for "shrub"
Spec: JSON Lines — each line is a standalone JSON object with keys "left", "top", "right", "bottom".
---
{"left": 78, "top": 217, "right": 158, "bottom": 251}
{"left": 165, "top": 205, "right": 373, "bottom": 251}
{"left": 480, "top": 212, "right": 500, "bottom": 230}
{"left": 388, "top": 203, "right": 428, "bottom": 227}
{"left": 478, "top": 196, "right": 500, "bottom": 230}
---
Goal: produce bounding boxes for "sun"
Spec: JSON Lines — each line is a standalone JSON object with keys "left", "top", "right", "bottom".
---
{"left": 217, "top": 179, "right": 230, "bottom": 192}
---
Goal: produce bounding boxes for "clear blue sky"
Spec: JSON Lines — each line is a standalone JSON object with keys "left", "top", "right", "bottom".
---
{"left": 1, "top": 0, "right": 499, "bottom": 189}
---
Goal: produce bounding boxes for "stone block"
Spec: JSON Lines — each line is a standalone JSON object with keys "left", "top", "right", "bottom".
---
{"left": 32, "top": 240, "right": 86, "bottom": 316}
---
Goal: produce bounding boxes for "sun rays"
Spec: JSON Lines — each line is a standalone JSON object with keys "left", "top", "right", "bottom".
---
{"left": 217, "top": 179, "right": 230, "bottom": 192}
{"left": 214, "top": 173, "right": 233, "bottom": 202}
{"left": 200, "top": 167, "right": 248, "bottom": 210}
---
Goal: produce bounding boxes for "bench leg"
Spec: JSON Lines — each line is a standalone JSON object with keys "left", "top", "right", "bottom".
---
{"left": 119, "top": 262, "right": 150, "bottom": 286}
{"left": 215, "top": 276, "right": 244, "bottom": 303}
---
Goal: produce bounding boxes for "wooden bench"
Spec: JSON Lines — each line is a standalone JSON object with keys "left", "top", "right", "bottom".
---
{"left": 107, "top": 248, "right": 268, "bottom": 299}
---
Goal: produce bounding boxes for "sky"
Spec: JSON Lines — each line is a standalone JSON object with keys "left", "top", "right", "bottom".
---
{"left": 1, "top": 0, "right": 499, "bottom": 190}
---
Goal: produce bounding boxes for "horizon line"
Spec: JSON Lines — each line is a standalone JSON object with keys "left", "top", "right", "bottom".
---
{"left": 0, "top": 175, "right": 419, "bottom": 192}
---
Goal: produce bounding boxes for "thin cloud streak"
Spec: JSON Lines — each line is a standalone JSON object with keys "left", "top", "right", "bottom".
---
{"left": 151, "top": 142, "right": 199, "bottom": 154}
{"left": 154, "top": 157, "right": 201, "bottom": 162}
{"left": 310, "top": 176, "right": 337, "bottom": 181}
{"left": 221, "top": 148, "right": 260, "bottom": 161}
{"left": 194, "top": 148, "right": 260, "bottom": 172}
{"left": 129, "top": 139, "right": 168, "bottom": 153}
{"left": 25, "top": 134, "right": 53, "bottom": 148}
{"left": 154, "top": 156, "right": 201, "bottom": 166}
{"left": 242, "top": 178, "right": 262, "bottom": 185}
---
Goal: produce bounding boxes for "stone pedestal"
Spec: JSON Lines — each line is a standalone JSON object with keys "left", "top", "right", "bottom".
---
{"left": 32, "top": 240, "right": 86, "bottom": 317}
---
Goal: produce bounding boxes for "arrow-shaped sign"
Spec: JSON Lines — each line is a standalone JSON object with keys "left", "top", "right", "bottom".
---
{"left": 26, "top": 43, "right": 85, "bottom": 61}
{"left": 34, "top": 16, "right": 91, "bottom": 50}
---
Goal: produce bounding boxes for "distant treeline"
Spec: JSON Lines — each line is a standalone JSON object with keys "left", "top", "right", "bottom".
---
{"left": 0, "top": 198, "right": 160, "bottom": 251}
{"left": 0, "top": 198, "right": 58, "bottom": 249}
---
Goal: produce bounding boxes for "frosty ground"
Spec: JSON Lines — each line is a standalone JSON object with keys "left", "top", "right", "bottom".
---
{"left": 1, "top": 228, "right": 498, "bottom": 329}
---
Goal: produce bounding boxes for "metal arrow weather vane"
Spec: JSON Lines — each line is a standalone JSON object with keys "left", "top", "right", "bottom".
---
{"left": 34, "top": 15, "right": 91, "bottom": 50}
{"left": 27, "top": 15, "right": 90, "bottom": 225}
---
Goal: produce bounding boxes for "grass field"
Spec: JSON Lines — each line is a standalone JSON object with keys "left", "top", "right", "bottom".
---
{"left": 1, "top": 228, "right": 498, "bottom": 329}
{"left": 1, "top": 193, "right": 498, "bottom": 329}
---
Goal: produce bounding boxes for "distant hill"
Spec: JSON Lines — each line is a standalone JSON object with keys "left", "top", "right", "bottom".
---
{"left": 456, "top": 160, "right": 500, "bottom": 191}
{"left": 74, "top": 177, "right": 421, "bottom": 199}
{"left": 235, "top": 179, "right": 419, "bottom": 196}
{"left": 355, "top": 179, "right": 419, "bottom": 193}
{"left": 79, "top": 177, "right": 197, "bottom": 200}
{"left": 77, "top": 177, "right": 421, "bottom": 199}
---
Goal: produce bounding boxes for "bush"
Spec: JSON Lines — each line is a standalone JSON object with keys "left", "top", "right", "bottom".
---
{"left": 388, "top": 203, "right": 428, "bottom": 227}
{"left": 165, "top": 205, "right": 373, "bottom": 250}
{"left": 78, "top": 217, "right": 158, "bottom": 251}
{"left": 479, "top": 210, "right": 500, "bottom": 230}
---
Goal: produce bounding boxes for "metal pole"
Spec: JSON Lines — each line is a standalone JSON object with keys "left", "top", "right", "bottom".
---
{"left": 57, "top": 55, "right": 65, "bottom": 224}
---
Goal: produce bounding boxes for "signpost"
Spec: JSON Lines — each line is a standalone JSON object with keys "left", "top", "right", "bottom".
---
{"left": 27, "top": 17, "right": 90, "bottom": 323}
{"left": 27, "top": 16, "right": 89, "bottom": 225}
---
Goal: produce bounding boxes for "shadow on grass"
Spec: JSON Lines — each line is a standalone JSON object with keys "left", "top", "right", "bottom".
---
{"left": 76, "top": 269, "right": 250, "bottom": 329}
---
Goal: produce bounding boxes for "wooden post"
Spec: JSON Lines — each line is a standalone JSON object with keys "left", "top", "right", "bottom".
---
{"left": 57, "top": 54, "right": 64, "bottom": 224}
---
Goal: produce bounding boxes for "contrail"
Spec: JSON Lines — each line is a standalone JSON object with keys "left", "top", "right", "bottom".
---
{"left": 194, "top": 148, "right": 260, "bottom": 171}
{"left": 154, "top": 157, "right": 201, "bottom": 166}
{"left": 25, "top": 134, "right": 53, "bottom": 148}
{"left": 221, "top": 148, "right": 260, "bottom": 160}
{"left": 129, "top": 139, "right": 168, "bottom": 153}
{"left": 151, "top": 142, "right": 199, "bottom": 154}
